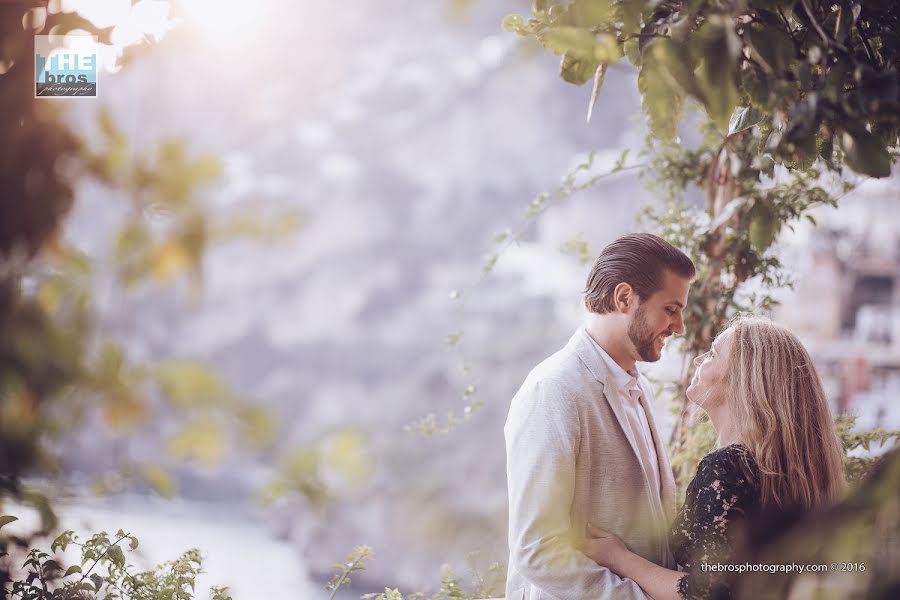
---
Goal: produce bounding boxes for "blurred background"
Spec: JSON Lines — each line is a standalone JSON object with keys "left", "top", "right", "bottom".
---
{"left": 2, "top": 1, "right": 899, "bottom": 599}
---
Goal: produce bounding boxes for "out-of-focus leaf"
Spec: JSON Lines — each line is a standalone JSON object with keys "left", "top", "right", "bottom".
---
{"left": 154, "top": 359, "right": 230, "bottom": 408}
{"left": 501, "top": 14, "right": 527, "bottom": 35}
{"left": 746, "top": 26, "right": 793, "bottom": 74}
{"left": 841, "top": 128, "right": 892, "bottom": 178}
{"left": 623, "top": 38, "right": 641, "bottom": 66}
{"left": 142, "top": 464, "right": 176, "bottom": 498}
{"left": 571, "top": 0, "right": 613, "bottom": 27}
{"left": 21, "top": 490, "right": 56, "bottom": 534}
{"left": 101, "top": 388, "right": 148, "bottom": 430}
{"left": 749, "top": 201, "right": 779, "bottom": 253}
{"left": 539, "top": 26, "right": 595, "bottom": 59}
{"left": 592, "top": 33, "right": 621, "bottom": 63}
{"left": 190, "top": 155, "right": 221, "bottom": 183}
{"left": 166, "top": 420, "right": 225, "bottom": 466}
{"left": 638, "top": 40, "right": 685, "bottom": 142}
{"left": 150, "top": 240, "right": 191, "bottom": 282}
{"left": 37, "top": 278, "right": 64, "bottom": 314}
{"left": 238, "top": 405, "right": 276, "bottom": 448}
{"left": 559, "top": 51, "right": 597, "bottom": 85}
{"left": 321, "top": 429, "right": 371, "bottom": 484}
{"left": 856, "top": 67, "right": 900, "bottom": 115}
{"left": 693, "top": 16, "right": 741, "bottom": 132}
{"left": 0, "top": 515, "right": 18, "bottom": 530}
{"left": 114, "top": 221, "right": 151, "bottom": 262}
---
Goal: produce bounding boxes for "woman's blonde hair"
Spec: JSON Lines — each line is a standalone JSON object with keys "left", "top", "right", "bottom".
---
{"left": 724, "top": 315, "right": 846, "bottom": 511}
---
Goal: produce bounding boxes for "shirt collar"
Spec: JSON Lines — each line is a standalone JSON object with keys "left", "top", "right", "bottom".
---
{"left": 584, "top": 327, "right": 640, "bottom": 392}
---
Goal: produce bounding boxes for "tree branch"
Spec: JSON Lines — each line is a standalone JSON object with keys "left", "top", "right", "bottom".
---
{"left": 800, "top": 0, "right": 849, "bottom": 53}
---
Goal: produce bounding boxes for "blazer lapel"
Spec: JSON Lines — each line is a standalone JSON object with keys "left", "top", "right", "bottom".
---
{"left": 571, "top": 329, "right": 649, "bottom": 489}
{"left": 636, "top": 377, "right": 677, "bottom": 523}
{"left": 601, "top": 383, "right": 648, "bottom": 482}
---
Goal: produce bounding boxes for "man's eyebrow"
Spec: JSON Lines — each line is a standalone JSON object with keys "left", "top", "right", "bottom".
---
{"left": 665, "top": 300, "right": 686, "bottom": 309}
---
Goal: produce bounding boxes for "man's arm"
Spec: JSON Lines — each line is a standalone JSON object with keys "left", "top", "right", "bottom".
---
{"left": 506, "top": 378, "right": 650, "bottom": 600}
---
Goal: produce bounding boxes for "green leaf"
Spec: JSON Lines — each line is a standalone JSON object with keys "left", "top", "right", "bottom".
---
{"left": 539, "top": 26, "right": 595, "bottom": 59}
{"left": 571, "top": 0, "right": 614, "bottom": 27}
{"left": 728, "top": 106, "right": 763, "bottom": 136}
{"left": 638, "top": 41, "right": 685, "bottom": 142}
{"left": 64, "top": 565, "right": 82, "bottom": 577}
{"left": 693, "top": 17, "right": 741, "bottom": 132}
{"left": 749, "top": 203, "right": 779, "bottom": 253}
{"left": 107, "top": 545, "right": 126, "bottom": 567}
{"left": 592, "top": 33, "right": 621, "bottom": 63}
{"left": 167, "top": 421, "right": 225, "bottom": 466}
{"left": 840, "top": 128, "right": 892, "bottom": 178}
{"left": 559, "top": 51, "right": 598, "bottom": 85}
{"left": 746, "top": 26, "right": 793, "bottom": 75}
{"left": 501, "top": 14, "right": 527, "bottom": 35}
{"left": 190, "top": 155, "right": 221, "bottom": 183}
{"left": 142, "top": 464, "right": 176, "bottom": 498}
{"left": 623, "top": 38, "right": 641, "bottom": 66}
{"left": 154, "top": 360, "right": 230, "bottom": 408}
{"left": 857, "top": 67, "right": 900, "bottom": 115}
{"left": 128, "top": 535, "right": 139, "bottom": 550}
{"left": 0, "top": 515, "right": 17, "bottom": 530}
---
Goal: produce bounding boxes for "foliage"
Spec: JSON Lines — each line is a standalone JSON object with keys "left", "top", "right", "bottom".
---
{"left": 502, "top": 0, "right": 899, "bottom": 489}
{"left": 733, "top": 447, "right": 900, "bottom": 599}
{"left": 0, "top": 0, "right": 316, "bottom": 591}
{"left": 835, "top": 414, "right": 900, "bottom": 484}
{"left": 328, "top": 546, "right": 506, "bottom": 600}
{"left": 0, "top": 522, "right": 230, "bottom": 600}
{"left": 488, "top": 4, "right": 900, "bottom": 597}
{"left": 505, "top": 0, "right": 898, "bottom": 177}
{"left": 325, "top": 545, "right": 372, "bottom": 600}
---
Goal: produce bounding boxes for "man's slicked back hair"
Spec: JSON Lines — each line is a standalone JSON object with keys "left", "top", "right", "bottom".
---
{"left": 584, "top": 233, "right": 695, "bottom": 314}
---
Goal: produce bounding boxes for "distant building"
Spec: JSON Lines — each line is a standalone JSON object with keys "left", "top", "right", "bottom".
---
{"left": 778, "top": 228, "right": 900, "bottom": 429}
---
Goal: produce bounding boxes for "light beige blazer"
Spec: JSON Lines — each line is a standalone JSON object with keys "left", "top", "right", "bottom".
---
{"left": 505, "top": 328, "right": 677, "bottom": 600}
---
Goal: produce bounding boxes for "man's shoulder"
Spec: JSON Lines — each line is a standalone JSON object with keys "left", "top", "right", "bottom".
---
{"left": 517, "top": 340, "right": 599, "bottom": 399}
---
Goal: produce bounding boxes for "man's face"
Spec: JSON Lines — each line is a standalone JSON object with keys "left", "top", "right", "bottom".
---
{"left": 626, "top": 269, "right": 691, "bottom": 362}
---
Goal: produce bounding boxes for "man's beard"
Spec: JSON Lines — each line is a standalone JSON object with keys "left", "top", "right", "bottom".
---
{"left": 628, "top": 303, "right": 661, "bottom": 362}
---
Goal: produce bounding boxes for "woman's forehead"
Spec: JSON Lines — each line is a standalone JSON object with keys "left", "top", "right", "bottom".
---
{"left": 713, "top": 326, "right": 736, "bottom": 351}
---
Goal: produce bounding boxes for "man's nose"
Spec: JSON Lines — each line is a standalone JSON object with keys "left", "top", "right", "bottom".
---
{"left": 693, "top": 354, "right": 704, "bottom": 366}
{"left": 672, "top": 314, "right": 686, "bottom": 335}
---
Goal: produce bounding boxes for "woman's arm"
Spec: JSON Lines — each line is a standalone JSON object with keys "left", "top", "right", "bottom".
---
{"left": 585, "top": 446, "right": 758, "bottom": 600}
{"left": 584, "top": 527, "right": 684, "bottom": 600}
{"left": 614, "top": 551, "right": 685, "bottom": 600}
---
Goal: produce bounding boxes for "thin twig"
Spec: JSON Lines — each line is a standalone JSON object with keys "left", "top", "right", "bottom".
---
{"left": 777, "top": 6, "right": 797, "bottom": 45}
{"left": 857, "top": 21, "right": 880, "bottom": 67}
{"left": 800, "top": 0, "right": 849, "bottom": 53}
{"left": 78, "top": 533, "right": 129, "bottom": 586}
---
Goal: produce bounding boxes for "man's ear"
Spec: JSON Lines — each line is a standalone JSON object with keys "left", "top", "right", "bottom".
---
{"left": 612, "top": 282, "right": 634, "bottom": 314}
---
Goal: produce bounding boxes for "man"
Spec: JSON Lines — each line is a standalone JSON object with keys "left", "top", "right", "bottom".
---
{"left": 505, "top": 233, "right": 695, "bottom": 600}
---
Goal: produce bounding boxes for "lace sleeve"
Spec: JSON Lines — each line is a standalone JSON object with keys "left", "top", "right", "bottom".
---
{"left": 676, "top": 446, "right": 759, "bottom": 600}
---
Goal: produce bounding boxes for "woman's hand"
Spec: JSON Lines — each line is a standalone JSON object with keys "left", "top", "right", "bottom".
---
{"left": 582, "top": 525, "right": 630, "bottom": 573}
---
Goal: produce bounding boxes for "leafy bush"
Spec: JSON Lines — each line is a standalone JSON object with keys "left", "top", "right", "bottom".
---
{"left": 1, "top": 521, "right": 230, "bottom": 600}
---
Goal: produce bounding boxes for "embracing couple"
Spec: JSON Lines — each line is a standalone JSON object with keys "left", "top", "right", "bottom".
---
{"left": 504, "top": 233, "right": 847, "bottom": 600}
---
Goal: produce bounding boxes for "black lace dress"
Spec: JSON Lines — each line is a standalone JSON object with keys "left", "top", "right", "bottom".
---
{"left": 669, "top": 444, "right": 761, "bottom": 600}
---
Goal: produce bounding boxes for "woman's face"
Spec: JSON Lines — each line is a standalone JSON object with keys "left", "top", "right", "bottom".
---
{"left": 687, "top": 327, "right": 734, "bottom": 408}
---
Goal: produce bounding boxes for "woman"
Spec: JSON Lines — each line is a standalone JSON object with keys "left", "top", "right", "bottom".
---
{"left": 583, "top": 315, "right": 846, "bottom": 600}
